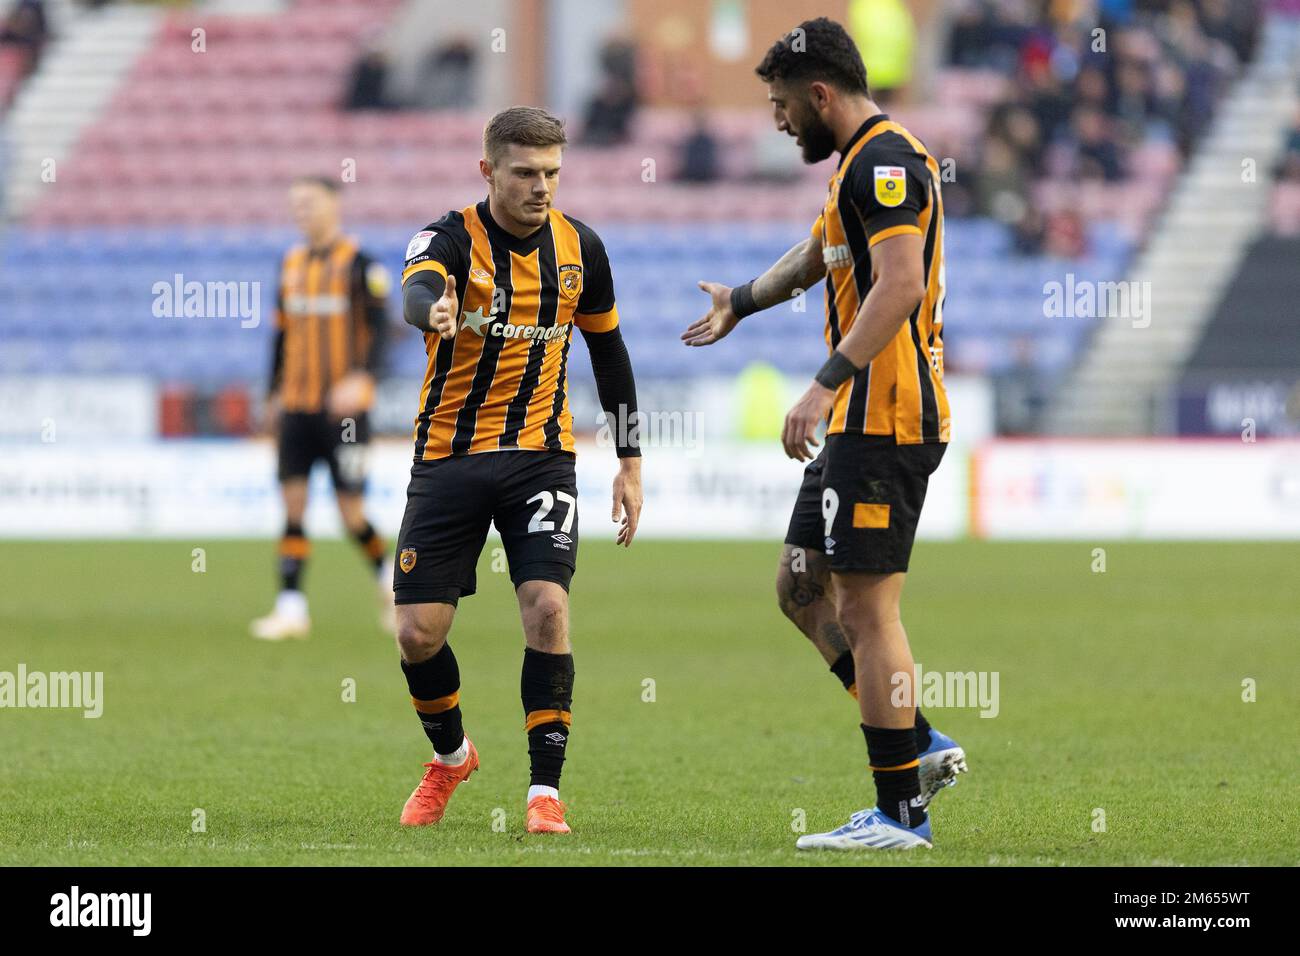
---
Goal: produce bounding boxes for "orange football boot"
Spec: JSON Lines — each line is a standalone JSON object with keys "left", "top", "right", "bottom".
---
{"left": 525, "top": 795, "right": 571, "bottom": 834}
{"left": 399, "top": 739, "right": 479, "bottom": 826}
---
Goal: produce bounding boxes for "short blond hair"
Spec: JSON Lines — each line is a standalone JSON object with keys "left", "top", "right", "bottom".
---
{"left": 483, "top": 106, "right": 567, "bottom": 165}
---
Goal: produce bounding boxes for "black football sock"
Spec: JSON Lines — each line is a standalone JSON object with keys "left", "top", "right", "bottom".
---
{"left": 863, "top": 723, "right": 926, "bottom": 828}
{"left": 914, "top": 708, "right": 933, "bottom": 752}
{"left": 521, "top": 647, "right": 574, "bottom": 789}
{"left": 351, "top": 520, "right": 386, "bottom": 573}
{"left": 830, "top": 650, "right": 858, "bottom": 698}
{"left": 401, "top": 644, "right": 464, "bottom": 756}
{"left": 278, "top": 522, "right": 309, "bottom": 591}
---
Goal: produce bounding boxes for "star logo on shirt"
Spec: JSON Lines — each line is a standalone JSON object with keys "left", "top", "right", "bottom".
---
{"left": 461, "top": 305, "right": 493, "bottom": 336}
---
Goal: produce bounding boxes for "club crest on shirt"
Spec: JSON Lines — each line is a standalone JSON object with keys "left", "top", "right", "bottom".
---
{"left": 470, "top": 267, "right": 492, "bottom": 284}
{"left": 874, "top": 166, "right": 906, "bottom": 207}
{"left": 399, "top": 548, "right": 417, "bottom": 573}
{"left": 558, "top": 263, "right": 582, "bottom": 300}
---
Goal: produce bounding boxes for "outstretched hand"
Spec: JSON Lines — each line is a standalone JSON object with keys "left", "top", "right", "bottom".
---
{"left": 682, "top": 281, "right": 740, "bottom": 347}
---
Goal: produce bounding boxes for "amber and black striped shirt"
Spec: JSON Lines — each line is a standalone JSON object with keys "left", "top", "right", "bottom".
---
{"left": 270, "top": 236, "right": 390, "bottom": 413}
{"left": 814, "top": 113, "right": 951, "bottom": 444}
{"left": 401, "top": 201, "right": 624, "bottom": 461}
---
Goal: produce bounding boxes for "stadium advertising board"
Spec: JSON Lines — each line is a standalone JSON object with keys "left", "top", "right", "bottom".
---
{"left": 0, "top": 440, "right": 966, "bottom": 540}
{"left": 974, "top": 440, "right": 1300, "bottom": 538}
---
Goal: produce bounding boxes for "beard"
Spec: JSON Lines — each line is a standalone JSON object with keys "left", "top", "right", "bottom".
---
{"left": 797, "top": 110, "right": 838, "bottom": 164}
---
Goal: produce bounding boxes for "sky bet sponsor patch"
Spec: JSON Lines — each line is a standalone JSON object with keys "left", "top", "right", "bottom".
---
{"left": 874, "top": 166, "right": 906, "bottom": 207}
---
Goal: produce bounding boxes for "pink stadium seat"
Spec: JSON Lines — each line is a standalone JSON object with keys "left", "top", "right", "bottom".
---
{"left": 22, "top": 0, "right": 1189, "bottom": 234}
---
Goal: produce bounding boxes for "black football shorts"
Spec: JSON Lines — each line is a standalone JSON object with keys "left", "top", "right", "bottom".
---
{"left": 393, "top": 450, "right": 579, "bottom": 606}
{"left": 277, "top": 411, "right": 371, "bottom": 495}
{"left": 785, "top": 433, "right": 946, "bottom": 574}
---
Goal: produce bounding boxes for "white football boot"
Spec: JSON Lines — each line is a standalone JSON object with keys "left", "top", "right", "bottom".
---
{"left": 796, "top": 805, "right": 933, "bottom": 851}
{"left": 250, "top": 590, "right": 311, "bottom": 640}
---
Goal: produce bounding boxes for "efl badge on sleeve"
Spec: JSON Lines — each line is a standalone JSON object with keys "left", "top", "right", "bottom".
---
{"left": 874, "top": 166, "right": 906, "bottom": 208}
{"left": 399, "top": 548, "right": 417, "bottom": 574}
{"left": 558, "top": 264, "right": 582, "bottom": 300}
{"left": 405, "top": 231, "right": 435, "bottom": 260}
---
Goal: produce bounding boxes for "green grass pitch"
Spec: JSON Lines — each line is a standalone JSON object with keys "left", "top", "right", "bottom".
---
{"left": 1, "top": 538, "right": 1296, "bottom": 866}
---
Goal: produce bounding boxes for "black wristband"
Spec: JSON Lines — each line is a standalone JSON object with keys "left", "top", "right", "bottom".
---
{"left": 730, "top": 280, "right": 759, "bottom": 319}
{"left": 814, "top": 351, "right": 861, "bottom": 390}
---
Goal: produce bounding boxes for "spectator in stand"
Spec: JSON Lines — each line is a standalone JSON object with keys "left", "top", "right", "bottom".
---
{"left": 992, "top": 101, "right": 1047, "bottom": 176}
{"left": 1075, "top": 63, "right": 1111, "bottom": 110}
{"left": 1043, "top": 206, "right": 1088, "bottom": 258}
{"left": 848, "top": 0, "right": 915, "bottom": 103}
{"left": 344, "top": 39, "right": 393, "bottom": 111}
{"left": 1150, "top": 59, "right": 1189, "bottom": 144}
{"left": 1111, "top": 45, "right": 1158, "bottom": 146}
{"left": 944, "top": 0, "right": 1262, "bottom": 223}
{"left": 974, "top": 134, "right": 1031, "bottom": 221}
{"left": 1071, "top": 104, "right": 1124, "bottom": 180}
{"left": 1021, "top": 45, "right": 1074, "bottom": 145}
{"left": 946, "top": 0, "right": 995, "bottom": 68}
{"left": 676, "top": 113, "right": 720, "bottom": 184}
{"left": 1170, "top": 31, "right": 1227, "bottom": 153}
{"left": 581, "top": 37, "right": 639, "bottom": 146}
{"left": 0, "top": 0, "right": 50, "bottom": 77}
{"left": 946, "top": 0, "right": 1034, "bottom": 72}
{"left": 1197, "top": 0, "right": 1259, "bottom": 65}
{"left": 1011, "top": 204, "right": 1047, "bottom": 256}
{"left": 1099, "top": 0, "right": 1135, "bottom": 25}
{"left": 416, "top": 38, "right": 476, "bottom": 109}
{"left": 598, "top": 34, "right": 637, "bottom": 89}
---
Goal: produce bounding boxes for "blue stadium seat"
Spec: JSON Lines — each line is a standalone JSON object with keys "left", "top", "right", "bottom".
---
{"left": 0, "top": 220, "right": 1133, "bottom": 381}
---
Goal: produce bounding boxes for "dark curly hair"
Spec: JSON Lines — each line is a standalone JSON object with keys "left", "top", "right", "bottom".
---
{"left": 755, "top": 17, "right": 869, "bottom": 96}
